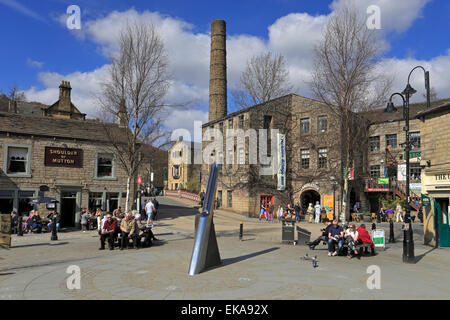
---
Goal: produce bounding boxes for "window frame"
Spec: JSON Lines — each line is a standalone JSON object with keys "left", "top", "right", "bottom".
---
{"left": 318, "top": 147, "right": 327, "bottom": 169}
{"left": 300, "top": 118, "right": 310, "bottom": 134}
{"left": 386, "top": 134, "right": 397, "bottom": 149}
{"left": 410, "top": 131, "right": 421, "bottom": 149}
{"left": 370, "top": 165, "right": 380, "bottom": 178}
{"left": 3, "top": 143, "right": 32, "bottom": 177}
{"left": 369, "top": 136, "right": 380, "bottom": 152}
{"left": 94, "top": 151, "right": 117, "bottom": 180}
{"left": 300, "top": 149, "right": 310, "bottom": 169}
{"left": 317, "top": 116, "right": 328, "bottom": 133}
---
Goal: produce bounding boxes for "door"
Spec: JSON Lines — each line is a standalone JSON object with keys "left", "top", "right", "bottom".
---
{"left": 61, "top": 191, "right": 77, "bottom": 228}
{"left": 217, "top": 190, "right": 222, "bottom": 208}
{"left": 435, "top": 198, "right": 450, "bottom": 247}
{"left": 260, "top": 195, "right": 273, "bottom": 214}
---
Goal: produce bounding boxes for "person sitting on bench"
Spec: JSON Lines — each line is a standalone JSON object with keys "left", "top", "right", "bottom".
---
{"left": 120, "top": 212, "right": 138, "bottom": 250}
{"left": 328, "top": 220, "right": 344, "bottom": 256}
{"left": 306, "top": 219, "right": 331, "bottom": 250}
{"left": 99, "top": 213, "right": 118, "bottom": 250}
{"left": 356, "top": 224, "right": 376, "bottom": 255}
{"left": 344, "top": 224, "right": 359, "bottom": 259}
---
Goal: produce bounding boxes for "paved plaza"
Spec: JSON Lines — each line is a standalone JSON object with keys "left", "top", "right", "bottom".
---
{"left": 0, "top": 196, "right": 449, "bottom": 300}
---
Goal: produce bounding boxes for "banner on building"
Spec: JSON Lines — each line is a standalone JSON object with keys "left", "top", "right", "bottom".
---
{"left": 343, "top": 167, "right": 354, "bottom": 180}
{"left": 324, "top": 195, "right": 334, "bottom": 211}
{"left": 277, "top": 133, "right": 286, "bottom": 191}
{"left": 421, "top": 194, "right": 431, "bottom": 207}
{"left": 397, "top": 164, "right": 407, "bottom": 181}
{"left": 377, "top": 178, "right": 389, "bottom": 184}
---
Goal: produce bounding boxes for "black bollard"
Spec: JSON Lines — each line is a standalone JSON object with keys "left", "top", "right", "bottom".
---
{"left": 372, "top": 223, "right": 376, "bottom": 231}
{"left": 239, "top": 221, "right": 243, "bottom": 241}
{"left": 51, "top": 213, "right": 58, "bottom": 241}
{"left": 402, "top": 215, "right": 415, "bottom": 263}
{"left": 17, "top": 214, "right": 23, "bottom": 237}
{"left": 389, "top": 219, "right": 395, "bottom": 243}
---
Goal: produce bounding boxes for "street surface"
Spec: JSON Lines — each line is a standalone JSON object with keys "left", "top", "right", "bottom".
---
{"left": 0, "top": 196, "right": 449, "bottom": 300}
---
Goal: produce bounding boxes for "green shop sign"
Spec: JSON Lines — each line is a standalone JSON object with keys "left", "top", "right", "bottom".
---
{"left": 377, "top": 178, "right": 389, "bottom": 184}
{"left": 421, "top": 194, "right": 431, "bottom": 207}
{"left": 404, "top": 151, "right": 421, "bottom": 160}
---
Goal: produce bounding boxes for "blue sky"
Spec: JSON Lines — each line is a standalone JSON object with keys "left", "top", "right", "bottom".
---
{"left": 0, "top": 0, "right": 449, "bottom": 132}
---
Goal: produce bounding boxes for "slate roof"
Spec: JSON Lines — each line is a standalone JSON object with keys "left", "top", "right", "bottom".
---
{"left": 0, "top": 111, "right": 128, "bottom": 143}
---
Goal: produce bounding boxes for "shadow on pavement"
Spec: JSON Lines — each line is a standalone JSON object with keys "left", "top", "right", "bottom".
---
{"left": 414, "top": 247, "right": 437, "bottom": 264}
{"left": 0, "top": 272, "right": 15, "bottom": 276}
{"left": 12, "top": 241, "right": 69, "bottom": 249}
{"left": 157, "top": 203, "right": 199, "bottom": 220}
{"left": 211, "top": 247, "right": 280, "bottom": 270}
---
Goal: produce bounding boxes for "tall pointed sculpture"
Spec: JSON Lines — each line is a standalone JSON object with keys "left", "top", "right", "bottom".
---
{"left": 188, "top": 163, "right": 221, "bottom": 275}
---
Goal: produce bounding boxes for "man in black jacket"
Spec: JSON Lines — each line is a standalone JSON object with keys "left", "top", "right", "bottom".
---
{"left": 306, "top": 219, "right": 332, "bottom": 250}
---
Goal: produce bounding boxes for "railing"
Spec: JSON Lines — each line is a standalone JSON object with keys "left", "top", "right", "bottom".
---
{"left": 393, "top": 180, "right": 421, "bottom": 211}
{"left": 165, "top": 190, "right": 200, "bottom": 203}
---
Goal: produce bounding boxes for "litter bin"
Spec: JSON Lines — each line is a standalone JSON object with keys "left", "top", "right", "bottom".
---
{"left": 296, "top": 226, "right": 311, "bottom": 245}
{"left": 282, "top": 219, "right": 295, "bottom": 243}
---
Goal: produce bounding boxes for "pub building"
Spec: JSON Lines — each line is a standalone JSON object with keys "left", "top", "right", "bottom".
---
{"left": 0, "top": 80, "right": 130, "bottom": 228}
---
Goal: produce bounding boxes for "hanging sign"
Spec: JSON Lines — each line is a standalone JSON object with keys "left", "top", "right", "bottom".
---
{"left": 277, "top": 133, "right": 286, "bottom": 191}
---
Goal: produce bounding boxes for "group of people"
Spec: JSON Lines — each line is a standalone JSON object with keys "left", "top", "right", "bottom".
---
{"left": 306, "top": 219, "right": 376, "bottom": 259}
{"left": 10, "top": 209, "right": 60, "bottom": 234}
{"left": 376, "top": 202, "right": 423, "bottom": 223}
{"left": 259, "top": 201, "right": 334, "bottom": 224}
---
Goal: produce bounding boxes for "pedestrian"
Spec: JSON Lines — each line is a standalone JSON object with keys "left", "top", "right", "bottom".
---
{"left": 294, "top": 202, "right": 301, "bottom": 222}
{"left": 395, "top": 203, "right": 403, "bottom": 223}
{"left": 314, "top": 201, "right": 321, "bottom": 224}
{"left": 259, "top": 205, "right": 266, "bottom": 221}
{"left": 277, "top": 205, "right": 283, "bottom": 222}
{"left": 145, "top": 199, "right": 156, "bottom": 227}
{"left": 80, "top": 209, "right": 90, "bottom": 232}
{"left": 267, "top": 202, "right": 274, "bottom": 222}
{"left": 10, "top": 211, "right": 18, "bottom": 233}
{"left": 307, "top": 203, "right": 314, "bottom": 223}
{"left": 152, "top": 198, "right": 159, "bottom": 221}
{"left": 418, "top": 202, "right": 424, "bottom": 224}
{"left": 286, "top": 203, "right": 293, "bottom": 219}
{"left": 95, "top": 208, "right": 103, "bottom": 232}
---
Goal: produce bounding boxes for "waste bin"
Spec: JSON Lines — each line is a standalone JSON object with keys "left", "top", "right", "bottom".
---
{"left": 282, "top": 219, "right": 295, "bottom": 243}
{"left": 296, "top": 226, "right": 311, "bottom": 245}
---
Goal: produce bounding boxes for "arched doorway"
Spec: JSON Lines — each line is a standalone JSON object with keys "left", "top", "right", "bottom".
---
{"left": 300, "top": 190, "right": 321, "bottom": 212}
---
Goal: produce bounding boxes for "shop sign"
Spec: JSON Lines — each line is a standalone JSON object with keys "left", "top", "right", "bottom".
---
{"left": 44, "top": 147, "right": 83, "bottom": 168}
{"left": 421, "top": 194, "right": 431, "bottom": 207}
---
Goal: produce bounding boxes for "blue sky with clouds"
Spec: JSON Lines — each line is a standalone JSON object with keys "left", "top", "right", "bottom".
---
{"left": 0, "top": 0, "right": 449, "bottom": 133}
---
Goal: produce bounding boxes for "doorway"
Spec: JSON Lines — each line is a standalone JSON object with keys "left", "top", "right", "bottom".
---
{"left": 61, "top": 191, "right": 77, "bottom": 228}
{"left": 300, "top": 190, "right": 320, "bottom": 212}
{"left": 260, "top": 195, "right": 273, "bottom": 212}
{"left": 435, "top": 198, "right": 450, "bottom": 247}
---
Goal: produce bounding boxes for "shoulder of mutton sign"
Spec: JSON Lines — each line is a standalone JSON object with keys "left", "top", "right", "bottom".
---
{"left": 44, "top": 146, "right": 83, "bottom": 168}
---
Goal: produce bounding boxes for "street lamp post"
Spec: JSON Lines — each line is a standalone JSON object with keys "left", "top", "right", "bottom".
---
{"left": 330, "top": 176, "right": 337, "bottom": 220}
{"left": 385, "top": 65, "right": 430, "bottom": 263}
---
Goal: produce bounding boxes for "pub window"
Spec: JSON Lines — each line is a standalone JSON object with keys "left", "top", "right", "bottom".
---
{"left": 6, "top": 145, "right": 31, "bottom": 175}
{"left": 301, "top": 149, "right": 310, "bottom": 169}
{"left": 410, "top": 131, "right": 420, "bottom": 149}
{"left": 370, "top": 165, "right": 380, "bottom": 178}
{"left": 227, "top": 190, "right": 232, "bottom": 208}
{"left": 318, "top": 148, "right": 327, "bottom": 169}
{"left": 386, "top": 134, "right": 397, "bottom": 149}
{"left": 369, "top": 136, "right": 380, "bottom": 152}
{"left": 96, "top": 153, "right": 115, "bottom": 178}
{"left": 300, "top": 118, "right": 310, "bottom": 134}
{"left": 318, "top": 116, "right": 328, "bottom": 132}
{"left": 173, "top": 165, "right": 180, "bottom": 178}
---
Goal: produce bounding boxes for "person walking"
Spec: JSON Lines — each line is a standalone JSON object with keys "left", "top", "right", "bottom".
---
{"left": 307, "top": 203, "right": 314, "bottom": 223}
{"left": 80, "top": 209, "right": 90, "bottom": 232}
{"left": 294, "top": 202, "right": 301, "bottom": 222}
{"left": 267, "top": 202, "right": 274, "bottom": 222}
{"left": 277, "top": 205, "right": 283, "bottom": 223}
{"left": 314, "top": 201, "right": 321, "bottom": 224}
{"left": 395, "top": 203, "right": 404, "bottom": 223}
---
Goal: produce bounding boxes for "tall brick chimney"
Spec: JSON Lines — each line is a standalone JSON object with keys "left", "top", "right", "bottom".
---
{"left": 58, "top": 80, "right": 72, "bottom": 112}
{"left": 208, "top": 19, "right": 227, "bottom": 122}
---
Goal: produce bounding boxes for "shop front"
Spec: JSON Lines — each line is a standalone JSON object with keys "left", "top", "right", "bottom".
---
{"left": 422, "top": 170, "right": 450, "bottom": 247}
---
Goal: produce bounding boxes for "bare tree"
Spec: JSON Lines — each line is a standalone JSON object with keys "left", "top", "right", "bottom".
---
{"left": 423, "top": 87, "right": 438, "bottom": 101}
{"left": 97, "top": 20, "right": 170, "bottom": 211}
{"left": 309, "top": 4, "right": 392, "bottom": 221}
{"left": 232, "top": 52, "right": 293, "bottom": 110}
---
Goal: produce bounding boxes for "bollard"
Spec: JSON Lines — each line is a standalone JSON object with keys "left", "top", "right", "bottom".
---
{"left": 372, "top": 223, "right": 376, "bottom": 231}
{"left": 389, "top": 219, "right": 395, "bottom": 243}
{"left": 17, "top": 215, "right": 23, "bottom": 237}
{"left": 239, "top": 221, "right": 243, "bottom": 241}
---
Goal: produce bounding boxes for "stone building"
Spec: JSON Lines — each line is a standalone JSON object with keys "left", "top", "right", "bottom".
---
{"left": 361, "top": 98, "right": 450, "bottom": 214}
{"left": 416, "top": 102, "right": 450, "bottom": 247}
{"left": 168, "top": 138, "right": 201, "bottom": 193}
{"left": 0, "top": 80, "right": 147, "bottom": 228}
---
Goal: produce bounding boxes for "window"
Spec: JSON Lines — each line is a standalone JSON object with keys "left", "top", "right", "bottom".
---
{"left": 238, "top": 148, "right": 245, "bottom": 165}
{"left": 227, "top": 149, "right": 233, "bottom": 169}
{"left": 318, "top": 148, "right": 327, "bottom": 169}
{"left": 386, "top": 134, "right": 397, "bottom": 149}
{"left": 227, "top": 190, "right": 232, "bottom": 208}
{"left": 318, "top": 116, "right": 328, "bottom": 132}
{"left": 210, "top": 126, "right": 214, "bottom": 141}
{"left": 410, "top": 163, "right": 421, "bottom": 182}
{"left": 96, "top": 153, "right": 114, "bottom": 178}
{"left": 301, "top": 149, "right": 310, "bottom": 169}
{"left": 369, "top": 136, "right": 380, "bottom": 152}
{"left": 370, "top": 165, "right": 380, "bottom": 178}
{"left": 89, "top": 192, "right": 103, "bottom": 211}
{"left": 173, "top": 165, "right": 180, "bottom": 179}
{"left": 239, "top": 115, "right": 245, "bottom": 129}
{"left": 219, "top": 122, "right": 223, "bottom": 133}
{"left": 300, "top": 118, "right": 310, "bottom": 134}
{"left": 7, "top": 146, "right": 29, "bottom": 174}
{"left": 410, "top": 131, "right": 420, "bottom": 149}
{"left": 228, "top": 119, "right": 233, "bottom": 129}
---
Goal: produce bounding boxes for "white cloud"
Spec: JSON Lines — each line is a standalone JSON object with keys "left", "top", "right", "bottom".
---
{"left": 26, "top": 58, "right": 44, "bottom": 69}
{"left": 24, "top": 0, "right": 449, "bottom": 137}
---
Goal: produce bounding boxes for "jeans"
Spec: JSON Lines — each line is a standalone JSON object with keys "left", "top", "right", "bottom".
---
{"left": 268, "top": 213, "right": 273, "bottom": 221}
{"left": 328, "top": 237, "right": 343, "bottom": 253}
{"left": 295, "top": 212, "right": 299, "bottom": 221}
{"left": 345, "top": 236, "right": 357, "bottom": 255}
{"left": 47, "top": 222, "right": 60, "bottom": 232}
{"left": 31, "top": 222, "right": 42, "bottom": 233}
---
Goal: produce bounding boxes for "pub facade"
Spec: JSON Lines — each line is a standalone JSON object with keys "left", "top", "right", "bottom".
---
{"left": 0, "top": 81, "right": 129, "bottom": 228}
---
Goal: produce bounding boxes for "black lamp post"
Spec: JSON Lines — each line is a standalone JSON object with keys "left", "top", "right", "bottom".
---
{"left": 384, "top": 65, "right": 430, "bottom": 263}
{"left": 50, "top": 201, "right": 58, "bottom": 241}
{"left": 331, "top": 176, "right": 337, "bottom": 220}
